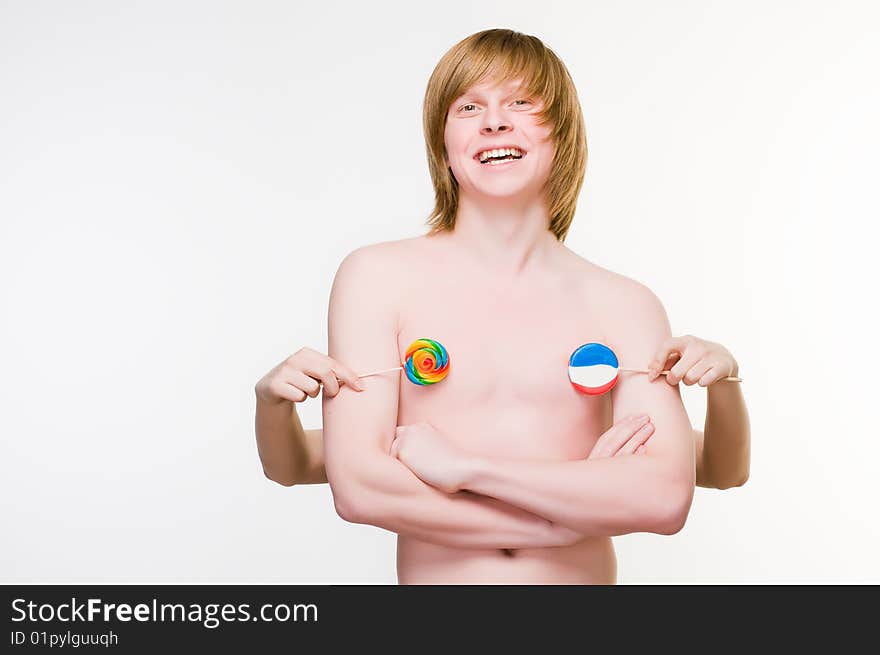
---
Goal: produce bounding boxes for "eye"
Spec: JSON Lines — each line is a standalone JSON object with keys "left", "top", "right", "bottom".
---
{"left": 457, "top": 99, "right": 533, "bottom": 114}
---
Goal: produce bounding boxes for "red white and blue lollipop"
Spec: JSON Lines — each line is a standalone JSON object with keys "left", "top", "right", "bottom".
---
{"left": 568, "top": 341, "right": 742, "bottom": 396}
{"left": 568, "top": 342, "right": 621, "bottom": 395}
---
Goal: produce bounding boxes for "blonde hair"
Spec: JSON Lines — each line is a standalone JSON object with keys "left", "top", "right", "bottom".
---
{"left": 422, "top": 28, "right": 588, "bottom": 242}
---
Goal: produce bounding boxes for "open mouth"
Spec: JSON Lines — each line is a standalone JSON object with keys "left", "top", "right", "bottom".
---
{"left": 481, "top": 154, "right": 524, "bottom": 166}
{"left": 475, "top": 147, "right": 527, "bottom": 166}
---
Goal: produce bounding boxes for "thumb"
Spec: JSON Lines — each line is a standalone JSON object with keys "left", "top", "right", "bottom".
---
{"left": 330, "top": 361, "right": 364, "bottom": 391}
{"left": 649, "top": 336, "right": 686, "bottom": 380}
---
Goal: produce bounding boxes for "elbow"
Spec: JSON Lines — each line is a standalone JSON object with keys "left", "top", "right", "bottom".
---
{"left": 333, "top": 492, "right": 360, "bottom": 523}
{"left": 325, "top": 460, "right": 365, "bottom": 522}
{"left": 716, "top": 469, "right": 750, "bottom": 490}
{"left": 325, "top": 454, "right": 389, "bottom": 525}
{"left": 729, "top": 469, "right": 750, "bottom": 489}
{"left": 263, "top": 467, "right": 297, "bottom": 488}
{"left": 656, "top": 510, "right": 687, "bottom": 536}
{"left": 653, "top": 480, "right": 694, "bottom": 536}
{"left": 329, "top": 480, "right": 374, "bottom": 525}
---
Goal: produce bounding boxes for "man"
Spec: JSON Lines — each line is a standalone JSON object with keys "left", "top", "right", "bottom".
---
{"left": 322, "top": 29, "right": 696, "bottom": 584}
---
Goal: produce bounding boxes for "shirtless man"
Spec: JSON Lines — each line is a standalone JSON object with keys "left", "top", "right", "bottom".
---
{"left": 271, "top": 29, "right": 749, "bottom": 584}
{"left": 257, "top": 328, "right": 748, "bottom": 584}
{"left": 324, "top": 232, "right": 695, "bottom": 583}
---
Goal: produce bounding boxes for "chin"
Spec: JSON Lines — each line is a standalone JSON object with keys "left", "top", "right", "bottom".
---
{"left": 472, "top": 174, "right": 531, "bottom": 191}
{"left": 474, "top": 187, "right": 535, "bottom": 201}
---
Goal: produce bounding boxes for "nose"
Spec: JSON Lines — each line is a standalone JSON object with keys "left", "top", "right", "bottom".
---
{"left": 481, "top": 123, "right": 511, "bottom": 135}
{"left": 480, "top": 107, "right": 512, "bottom": 135}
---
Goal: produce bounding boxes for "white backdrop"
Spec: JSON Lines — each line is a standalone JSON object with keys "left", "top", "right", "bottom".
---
{"left": 2, "top": 0, "right": 878, "bottom": 584}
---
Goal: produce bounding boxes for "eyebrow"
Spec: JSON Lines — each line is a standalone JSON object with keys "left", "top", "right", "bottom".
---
{"left": 458, "top": 84, "right": 528, "bottom": 101}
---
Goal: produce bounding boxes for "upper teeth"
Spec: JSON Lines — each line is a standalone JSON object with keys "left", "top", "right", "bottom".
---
{"left": 478, "top": 147, "right": 524, "bottom": 162}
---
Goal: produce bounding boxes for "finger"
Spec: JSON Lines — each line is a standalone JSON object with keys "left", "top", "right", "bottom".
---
{"left": 617, "top": 421, "right": 655, "bottom": 455}
{"left": 650, "top": 353, "right": 680, "bottom": 382}
{"left": 586, "top": 433, "right": 608, "bottom": 460}
{"left": 608, "top": 415, "right": 652, "bottom": 456}
{"left": 655, "top": 336, "right": 687, "bottom": 362}
{"left": 698, "top": 366, "right": 722, "bottom": 387}
{"left": 294, "top": 359, "right": 342, "bottom": 397}
{"left": 295, "top": 352, "right": 354, "bottom": 393}
{"left": 389, "top": 437, "right": 400, "bottom": 458}
{"left": 648, "top": 337, "right": 687, "bottom": 380}
{"left": 306, "top": 353, "right": 363, "bottom": 391}
{"left": 635, "top": 444, "right": 647, "bottom": 455}
{"left": 650, "top": 351, "right": 681, "bottom": 382}
{"left": 274, "top": 381, "right": 307, "bottom": 403}
{"left": 684, "top": 358, "right": 714, "bottom": 386}
{"left": 590, "top": 415, "right": 649, "bottom": 459}
{"left": 286, "top": 347, "right": 319, "bottom": 370}
{"left": 314, "top": 368, "right": 341, "bottom": 397}
{"left": 305, "top": 360, "right": 361, "bottom": 397}
{"left": 326, "top": 359, "right": 364, "bottom": 392}
{"left": 286, "top": 370, "right": 322, "bottom": 398}
{"left": 666, "top": 351, "right": 702, "bottom": 386}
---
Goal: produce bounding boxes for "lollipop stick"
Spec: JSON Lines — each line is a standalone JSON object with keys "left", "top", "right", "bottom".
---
{"left": 619, "top": 367, "right": 742, "bottom": 383}
{"left": 357, "top": 365, "right": 403, "bottom": 379}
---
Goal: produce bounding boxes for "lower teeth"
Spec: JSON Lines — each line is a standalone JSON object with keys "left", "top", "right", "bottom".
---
{"left": 485, "top": 157, "right": 517, "bottom": 165}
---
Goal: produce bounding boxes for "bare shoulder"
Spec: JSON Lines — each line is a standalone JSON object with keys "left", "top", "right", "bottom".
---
{"left": 330, "top": 236, "right": 429, "bottom": 329}
{"left": 561, "top": 247, "right": 671, "bottom": 343}
{"left": 336, "top": 235, "right": 422, "bottom": 275}
{"left": 333, "top": 235, "right": 428, "bottom": 292}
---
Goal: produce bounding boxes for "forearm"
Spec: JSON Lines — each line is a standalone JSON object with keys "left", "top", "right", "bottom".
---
{"left": 328, "top": 454, "right": 579, "bottom": 550}
{"left": 254, "top": 395, "right": 313, "bottom": 486}
{"left": 461, "top": 450, "right": 694, "bottom": 537}
{"left": 701, "top": 378, "right": 751, "bottom": 489}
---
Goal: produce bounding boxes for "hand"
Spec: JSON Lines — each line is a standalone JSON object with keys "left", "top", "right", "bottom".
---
{"left": 588, "top": 414, "right": 655, "bottom": 459}
{"left": 647, "top": 335, "right": 739, "bottom": 387}
{"left": 254, "top": 346, "right": 364, "bottom": 405}
{"left": 390, "top": 422, "right": 469, "bottom": 493}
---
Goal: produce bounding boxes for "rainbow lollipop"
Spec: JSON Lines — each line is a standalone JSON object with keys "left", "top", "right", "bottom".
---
{"left": 403, "top": 338, "right": 449, "bottom": 385}
{"left": 357, "top": 338, "right": 450, "bottom": 385}
{"left": 568, "top": 341, "right": 742, "bottom": 396}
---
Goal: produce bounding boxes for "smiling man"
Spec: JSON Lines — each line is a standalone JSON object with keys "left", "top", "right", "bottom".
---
{"left": 321, "top": 28, "right": 695, "bottom": 584}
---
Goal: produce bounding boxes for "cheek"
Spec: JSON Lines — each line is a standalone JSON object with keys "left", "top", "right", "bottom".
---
{"left": 444, "top": 133, "right": 466, "bottom": 161}
{"left": 535, "top": 141, "right": 557, "bottom": 169}
{"left": 443, "top": 119, "right": 458, "bottom": 148}
{"left": 444, "top": 143, "right": 471, "bottom": 178}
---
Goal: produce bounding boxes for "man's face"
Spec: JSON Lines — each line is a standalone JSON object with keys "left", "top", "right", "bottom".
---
{"left": 444, "top": 76, "right": 555, "bottom": 201}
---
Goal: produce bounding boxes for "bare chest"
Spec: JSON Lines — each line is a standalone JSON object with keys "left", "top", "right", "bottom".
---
{"left": 396, "top": 273, "right": 612, "bottom": 459}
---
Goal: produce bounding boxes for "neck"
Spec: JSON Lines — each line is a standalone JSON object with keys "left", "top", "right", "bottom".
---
{"left": 445, "top": 191, "right": 557, "bottom": 277}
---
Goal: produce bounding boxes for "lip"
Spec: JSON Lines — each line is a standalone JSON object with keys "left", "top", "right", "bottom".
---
{"left": 472, "top": 145, "right": 528, "bottom": 162}
{"left": 477, "top": 156, "right": 524, "bottom": 170}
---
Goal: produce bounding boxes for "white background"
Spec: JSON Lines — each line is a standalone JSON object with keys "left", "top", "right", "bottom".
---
{"left": 2, "top": 0, "right": 878, "bottom": 584}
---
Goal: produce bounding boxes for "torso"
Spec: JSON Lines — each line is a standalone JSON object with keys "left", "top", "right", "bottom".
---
{"left": 391, "top": 232, "right": 620, "bottom": 584}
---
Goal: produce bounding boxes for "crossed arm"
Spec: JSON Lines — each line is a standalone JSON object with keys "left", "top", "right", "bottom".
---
{"left": 321, "top": 247, "right": 581, "bottom": 549}
{"left": 271, "top": 410, "right": 739, "bottom": 491}
{"left": 387, "top": 279, "right": 697, "bottom": 537}
{"left": 320, "top": 247, "right": 704, "bottom": 549}
{"left": 430, "top": 320, "right": 696, "bottom": 537}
